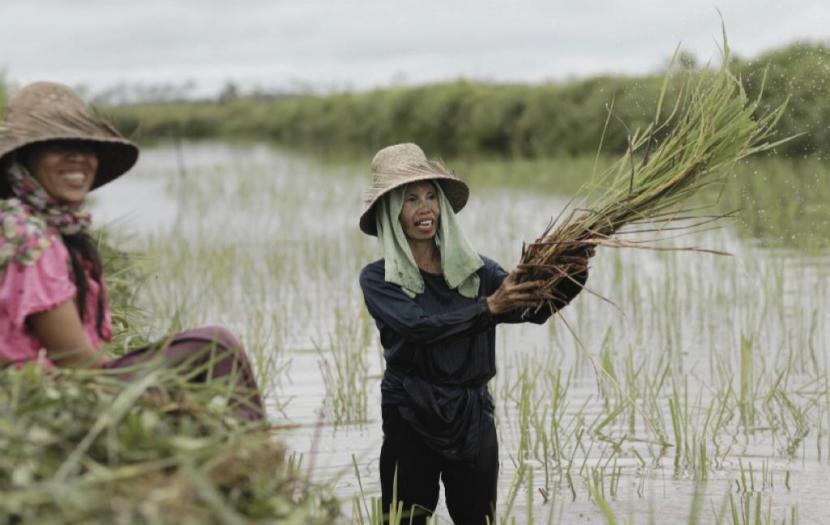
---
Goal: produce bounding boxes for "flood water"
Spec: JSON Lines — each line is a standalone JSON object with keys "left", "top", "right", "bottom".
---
{"left": 91, "top": 142, "right": 830, "bottom": 523}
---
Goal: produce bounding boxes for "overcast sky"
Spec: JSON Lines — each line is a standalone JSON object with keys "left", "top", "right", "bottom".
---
{"left": 2, "top": 0, "right": 828, "bottom": 97}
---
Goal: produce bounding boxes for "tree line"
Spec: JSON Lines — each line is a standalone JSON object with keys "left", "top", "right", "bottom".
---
{"left": 5, "top": 42, "right": 829, "bottom": 159}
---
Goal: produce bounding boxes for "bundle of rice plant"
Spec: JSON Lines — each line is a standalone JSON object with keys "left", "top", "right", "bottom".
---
{"left": 520, "top": 34, "right": 789, "bottom": 308}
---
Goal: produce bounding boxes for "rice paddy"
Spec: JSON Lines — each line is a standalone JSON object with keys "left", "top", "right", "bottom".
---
{"left": 85, "top": 141, "right": 830, "bottom": 523}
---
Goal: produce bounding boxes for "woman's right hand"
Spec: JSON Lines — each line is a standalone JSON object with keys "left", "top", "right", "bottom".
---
{"left": 486, "top": 268, "right": 544, "bottom": 316}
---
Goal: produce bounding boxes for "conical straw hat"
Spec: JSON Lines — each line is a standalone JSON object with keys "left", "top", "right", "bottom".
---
{"left": 359, "top": 143, "right": 469, "bottom": 236}
{"left": 0, "top": 82, "right": 139, "bottom": 190}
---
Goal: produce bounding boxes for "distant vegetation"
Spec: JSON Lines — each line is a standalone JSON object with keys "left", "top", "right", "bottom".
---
{"left": 107, "top": 42, "right": 830, "bottom": 159}
{"left": 0, "top": 76, "right": 5, "bottom": 122}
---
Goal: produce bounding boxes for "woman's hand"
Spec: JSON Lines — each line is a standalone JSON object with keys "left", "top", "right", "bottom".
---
{"left": 486, "top": 269, "right": 544, "bottom": 316}
{"left": 567, "top": 243, "right": 596, "bottom": 270}
{"left": 582, "top": 244, "right": 597, "bottom": 261}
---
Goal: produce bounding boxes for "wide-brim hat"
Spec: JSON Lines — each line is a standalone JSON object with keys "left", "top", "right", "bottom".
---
{"left": 359, "top": 143, "right": 469, "bottom": 236}
{"left": 0, "top": 81, "right": 139, "bottom": 190}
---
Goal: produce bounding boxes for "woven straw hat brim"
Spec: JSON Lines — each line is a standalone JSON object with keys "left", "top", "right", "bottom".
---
{"left": 0, "top": 135, "right": 139, "bottom": 190}
{"left": 359, "top": 162, "right": 469, "bottom": 236}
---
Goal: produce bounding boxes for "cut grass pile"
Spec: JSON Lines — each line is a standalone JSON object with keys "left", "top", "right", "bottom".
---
{"left": 0, "top": 365, "right": 334, "bottom": 525}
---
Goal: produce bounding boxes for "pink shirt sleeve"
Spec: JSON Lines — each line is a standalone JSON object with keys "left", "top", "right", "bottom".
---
{"left": 0, "top": 240, "right": 76, "bottom": 362}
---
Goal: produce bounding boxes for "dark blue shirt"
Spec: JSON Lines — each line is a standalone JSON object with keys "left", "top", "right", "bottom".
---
{"left": 359, "top": 255, "right": 585, "bottom": 461}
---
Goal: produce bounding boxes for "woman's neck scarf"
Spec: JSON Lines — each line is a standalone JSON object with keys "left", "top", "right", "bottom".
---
{"left": 0, "top": 162, "right": 91, "bottom": 270}
{"left": 375, "top": 183, "right": 483, "bottom": 299}
{"left": 8, "top": 162, "right": 91, "bottom": 234}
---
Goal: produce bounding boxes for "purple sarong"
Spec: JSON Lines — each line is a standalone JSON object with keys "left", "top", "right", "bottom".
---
{"left": 104, "top": 326, "right": 264, "bottom": 422}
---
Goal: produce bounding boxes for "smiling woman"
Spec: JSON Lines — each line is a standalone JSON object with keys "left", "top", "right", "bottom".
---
{"left": 0, "top": 82, "right": 264, "bottom": 422}
{"left": 18, "top": 140, "right": 99, "bottom": 203}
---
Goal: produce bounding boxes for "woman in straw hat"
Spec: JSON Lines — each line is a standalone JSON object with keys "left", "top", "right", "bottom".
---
{"left": 359, "top": 143, "right": 590, "bottom": 524}
{"left": 0, "top": 82, "right": 263, "bottom": 422}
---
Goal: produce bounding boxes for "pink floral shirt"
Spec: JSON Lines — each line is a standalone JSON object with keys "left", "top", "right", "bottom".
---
{"left": 0, "top": 230, "right": 111, "bottom": 366}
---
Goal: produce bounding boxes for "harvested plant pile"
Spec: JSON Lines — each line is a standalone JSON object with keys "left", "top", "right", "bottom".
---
{"left": 521, "top": 39, "right": 788, "bottom": 307}
{"left": 0, "top": 365, "right": 337, "bottom": 525}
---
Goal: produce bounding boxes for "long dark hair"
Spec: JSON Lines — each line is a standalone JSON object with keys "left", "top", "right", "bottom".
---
{"left": 63, "top": 233, "right": 106, "bottom": 337}
{"left": 0, "top": 161, "right": 11, "bottom": 199}
{"left": 1, "top": 155, "right": 107, "bottom": 338}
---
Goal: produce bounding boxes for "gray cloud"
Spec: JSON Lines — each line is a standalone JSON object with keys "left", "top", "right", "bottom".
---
{"left": 1, "top": 0, "right": 827, "bottom": 95}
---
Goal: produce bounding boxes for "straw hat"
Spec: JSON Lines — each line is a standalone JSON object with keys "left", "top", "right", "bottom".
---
{"left": 0, "top": 81, "right": 139, "bottom": 190}
{"left": 359, "top": 143, "right": 469, "bottom": 236}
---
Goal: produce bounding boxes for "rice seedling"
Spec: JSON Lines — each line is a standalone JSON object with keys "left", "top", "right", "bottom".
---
{"left": 686, "top": 477, "right": 707, "bottom": 525}
{"left": 314, "top": 304, "right": 371, "bottom": 424}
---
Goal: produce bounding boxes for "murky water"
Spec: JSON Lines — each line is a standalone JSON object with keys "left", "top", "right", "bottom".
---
{"left": 91, "top": 142, "right": 830, "bottom": 523}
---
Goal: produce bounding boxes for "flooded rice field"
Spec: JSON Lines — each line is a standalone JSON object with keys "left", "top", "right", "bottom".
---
{"left": 91, "top": 142, "right": 830, "bottom": 523}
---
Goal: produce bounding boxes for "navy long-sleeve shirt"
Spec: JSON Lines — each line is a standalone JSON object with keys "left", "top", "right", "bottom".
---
{"left": 359, "top": 255, "right": 585, "bottom": 461}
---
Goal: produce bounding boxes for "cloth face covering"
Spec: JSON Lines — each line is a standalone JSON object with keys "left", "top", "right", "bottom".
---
{"left": 0, "top": 162, "right": 91, "bottom": 271}
{"left": 375, "top": 183, "right": 483, "bottom": 298}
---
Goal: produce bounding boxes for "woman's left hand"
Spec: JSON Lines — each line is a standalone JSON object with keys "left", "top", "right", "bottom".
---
{"left": 486, "top": 268, "right": 545, "bottom": 315}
